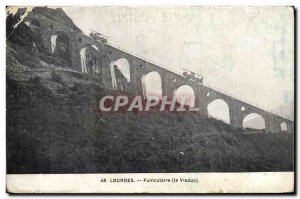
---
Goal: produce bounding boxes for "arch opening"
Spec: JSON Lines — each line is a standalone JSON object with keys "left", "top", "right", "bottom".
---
{"left": 141, "top": 71, "right": 162, "bottom": 99}
{"left": 207, "top": 99, "right": 230, "bottom": 124}
{"left": 80, "top": 45, "right": 99, "bottom": 76}
{"left": 174, "top": 85, "right": 195, "bottom": 107}
{"left": 280, "top": 122, "right": 288, "bottom": 132}
{"left": 110, "top": 58, "right": 130, "bottom": 90}
{"left": 51, "top": 35, "right": 58, "bottom": 54}
{"left": 51, "top": 32, "right": 71, "bottom": 65}
{"left": 243, "top": 113, "right": 266, "bottom": 130}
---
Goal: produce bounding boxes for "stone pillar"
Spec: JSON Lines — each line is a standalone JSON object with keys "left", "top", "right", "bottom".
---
{"left": 228, "top": 103, "right": 243, "bottom": 128}
{"left": 265, "top": 114, "right": 281, "bottom": 134}
{"left": 161, "top": 72, "right": 175, "bottom": 100}
{"left": 195, "top": 88, "right": 208, "bottom": 118}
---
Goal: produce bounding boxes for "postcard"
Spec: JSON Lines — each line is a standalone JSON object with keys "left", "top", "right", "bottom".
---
{"left": 6, "top": 6, "right": 295, "bottom": 194}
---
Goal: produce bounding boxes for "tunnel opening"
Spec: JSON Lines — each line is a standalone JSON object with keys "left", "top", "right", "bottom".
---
{"left": 51, "top": 32, "right": 71, "bottom": 65}
{"left": 141, "top": 71, "right": 162, "bottom": 99}
{"left": 80, "top": 45, "right": 99, "bottom": 76}
{"left": 207, "top": 99, "right": 230, "bottom": 124}
{"left": 243, "top": 113, "right": 266, "bottom": 130}
{"left": 110, "top": 58, "right": 130, "bottom": 90}
{"left": 174, "top": 85, "right": 195, "bottom": 107}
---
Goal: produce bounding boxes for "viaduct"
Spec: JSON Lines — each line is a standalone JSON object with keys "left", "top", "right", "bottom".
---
{"left": 22, "top": 9, "right": 294, "bottom": 134}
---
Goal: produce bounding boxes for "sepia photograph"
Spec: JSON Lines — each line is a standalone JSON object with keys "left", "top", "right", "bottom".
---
{"left": 5, "top": 5, "right": 295, "bottom": 193}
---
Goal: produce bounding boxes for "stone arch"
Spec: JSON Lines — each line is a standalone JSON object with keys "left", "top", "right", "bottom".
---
{"left": 243, "top": 113, "right": 266, "bottom": 130}
{"left": 110, "top": 58, "right": 130, "bottom": 90}
{"left": 141, "top": 71, "right": 162, "bottom": 99}
{"left": 207, "top": 99, "right": 230, "bottom": 124}
{"left": 80, "top": 44, "right": 99, "bottom": 76}
{"left": 51, "top": 31, "right": 71, "bottom": 65}
{"left": 174, "top": 85, "right": 195, "bottom": 107}
{"left": 280, "top": 122, "right": 288, "bottom": 132}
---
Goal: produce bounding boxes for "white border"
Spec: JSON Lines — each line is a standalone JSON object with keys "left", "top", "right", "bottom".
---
{"left": 6, "top": 172, "right": 294, "bottom": 193}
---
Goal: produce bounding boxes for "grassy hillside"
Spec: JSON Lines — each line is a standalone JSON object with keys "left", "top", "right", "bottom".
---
{"left": 6, "top": 42, "right": 294, "bottom": 174}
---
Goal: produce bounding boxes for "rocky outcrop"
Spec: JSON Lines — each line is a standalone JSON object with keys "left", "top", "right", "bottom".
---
{"left": 31, "top": 7, "right": 82, "bottom": 33}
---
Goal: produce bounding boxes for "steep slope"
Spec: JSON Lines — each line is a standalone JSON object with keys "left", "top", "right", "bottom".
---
{"left": 6, "top": 7, "right": 294, "bottom": 174}
{"left": 6, "top": 41, "right": 294, "bottom": 173}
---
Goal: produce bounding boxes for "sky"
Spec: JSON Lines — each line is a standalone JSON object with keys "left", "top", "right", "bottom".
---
{"left": 63, "top": 6, "right": 294, "bottom": 120}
